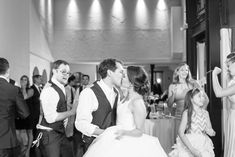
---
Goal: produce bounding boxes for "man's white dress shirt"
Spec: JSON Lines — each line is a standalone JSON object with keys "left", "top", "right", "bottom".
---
{"left": 75, "top": 80, "right": 117, "bottom": 137}
{"left": 40, "top": 78, "right": 66, "bottom": 124}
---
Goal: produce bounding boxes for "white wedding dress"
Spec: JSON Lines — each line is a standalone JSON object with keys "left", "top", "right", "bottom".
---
{"left": 83, "top": 99, "right": 167, "bottom": 157}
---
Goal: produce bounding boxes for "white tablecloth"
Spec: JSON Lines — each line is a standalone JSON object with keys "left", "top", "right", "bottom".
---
{"left": 144, "top": 118, "right": 176, "bottom": 153}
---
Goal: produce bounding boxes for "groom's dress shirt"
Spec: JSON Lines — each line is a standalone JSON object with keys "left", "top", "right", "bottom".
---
{"left": 40, "top": 78, "right": 66, "bottom": 124}
{"left": 75, "top": 79, "right": 117, "bottom": 137}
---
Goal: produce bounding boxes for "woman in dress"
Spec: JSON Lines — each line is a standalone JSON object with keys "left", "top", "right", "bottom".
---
{"left": 15, "top": 75, "right": 34, "bottom": 157}
{"left": 169, "top": 88, "right": 215, "bottom": 157}
{"left": 83, "top": 65, "right": 167, "bottom": 157}
{"left": 168, "top": 63, "right": 204, "bottom": 137}
{"left": 212, "top": 52, "right": 235, "bottom": 157}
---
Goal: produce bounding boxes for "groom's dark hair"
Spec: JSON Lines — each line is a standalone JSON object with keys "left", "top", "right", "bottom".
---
{"left": 98, "top": 58, "right": 122, "bottom": 79}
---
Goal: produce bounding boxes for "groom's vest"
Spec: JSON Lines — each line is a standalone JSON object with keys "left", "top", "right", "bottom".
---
{"left": 41, "top": 81, "right": 67, "bottom": 133}
{"left": 90, "top": 82, "right": 118, "bottom": 129}
{"left": 83, "top": 82, "right": 119, "bottom": 148}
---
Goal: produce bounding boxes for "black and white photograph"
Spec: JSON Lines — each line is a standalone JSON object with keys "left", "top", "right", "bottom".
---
{"left": 1, "top": 0, "right": 235, "bottom": 157}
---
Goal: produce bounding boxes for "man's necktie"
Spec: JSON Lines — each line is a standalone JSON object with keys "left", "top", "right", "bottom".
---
{"left": 38, "top": 87, "right": 42, "bottom": 93}
{"left": 70, "top": 87, "right": 74, "bottom": 104}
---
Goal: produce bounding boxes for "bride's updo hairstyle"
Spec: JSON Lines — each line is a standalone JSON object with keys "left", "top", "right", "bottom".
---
{"left": 127, "top": 66, "right": 150, "bottom": 96}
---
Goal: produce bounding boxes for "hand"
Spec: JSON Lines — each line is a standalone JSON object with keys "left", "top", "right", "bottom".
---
{"left": 198, "top": 77, "right": 207, "bottom": 87}
{"left": 206, "top": 128, "right": 216, "bottom": 136}
{"left": 115, "top": 129, "right": 125, "bottom": 140}
{"left": 213, "top": 67, "right": 222, "bottom": 75}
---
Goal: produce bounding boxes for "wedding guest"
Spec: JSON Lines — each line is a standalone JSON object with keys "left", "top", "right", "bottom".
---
{"left": 65, "top": 74, "right": 84, "bottom": 157}
{"left": 79, "top": 74, "right": 90, "bottom": 93}
{"left": 167, "top": 63, "right": 204, "bottom": 137}
{"left": 29, "top": 75, "right": 43, "bottom": 157}
{"left": 65, "top": 75, "right": 76, "bottom": 138}
{"left": 73, "top": 72, "right": 83, "bottom": 91}
{"left": 212, "top": 52, "right": 235, "bottom": 157}
{"left": 168, "top": 63, "right": 195, "bottom": 117}
{"left": 169, "top": 88, "right": 215, "bottom": 157}
{"left": 40, "top": 60, "right": 77, "bottom": 157}
{"left": 69, "top": 75, "right": 85, "bottom": 157}
{"left": 0, "top": 57, "right": 29, "bottom": 157}
{"left": 15, "top": 75, "right": 34, "bottom": 157}
{"left": 30, "top": 75, "right": 42, "bottom": 130}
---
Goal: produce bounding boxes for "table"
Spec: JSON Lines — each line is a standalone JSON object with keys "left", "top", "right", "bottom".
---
{"left": 144, "top": 118, "right": 176, "bottom": 153}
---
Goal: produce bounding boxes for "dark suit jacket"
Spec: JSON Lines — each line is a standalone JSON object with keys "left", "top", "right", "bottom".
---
{"left": 0, "top": 78, "right": 29, "bottom": 149}
{"left": 29, "top": 84, "right": 41, "bottom": 127}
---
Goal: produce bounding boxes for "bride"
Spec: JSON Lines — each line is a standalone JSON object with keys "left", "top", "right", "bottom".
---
{"left": 83, "top": 65, "right": 167, "bottom": 157}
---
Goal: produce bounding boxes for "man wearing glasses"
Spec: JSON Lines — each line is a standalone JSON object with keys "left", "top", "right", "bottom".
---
{"left": 39, "top": 60, "right": 77, "bottom": 157}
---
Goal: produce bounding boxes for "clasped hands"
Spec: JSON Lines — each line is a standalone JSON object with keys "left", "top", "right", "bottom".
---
{"left": 191, "top": 149, "right": 203, "bottom": 157}
{"left": 115, "top": 129, "right": 126, "bottom": 140}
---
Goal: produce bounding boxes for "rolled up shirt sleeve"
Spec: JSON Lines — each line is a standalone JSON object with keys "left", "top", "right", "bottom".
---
{"left": 40, "top": 87, "right": 59, "bottom": 123}
{"left": 75, "top": 88, "right": 99, "bottom": 137}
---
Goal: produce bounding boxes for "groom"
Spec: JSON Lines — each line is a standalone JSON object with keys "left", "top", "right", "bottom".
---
{"left": 75, "top": 58, "right": 124, "bottom": 151}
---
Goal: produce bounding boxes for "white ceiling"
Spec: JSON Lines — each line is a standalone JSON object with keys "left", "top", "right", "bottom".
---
{"left": 35, "top": 0, "right": 183, "bottom": 64}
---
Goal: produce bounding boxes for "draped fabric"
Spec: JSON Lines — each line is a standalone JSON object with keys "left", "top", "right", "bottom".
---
{"left": 220, "top": 28, "right": 232, "bottom": 152}
{"left": 223, "top": 79, "right": 235, "bottom": 157}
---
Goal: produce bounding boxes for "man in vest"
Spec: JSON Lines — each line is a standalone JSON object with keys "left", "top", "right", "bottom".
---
{"left": 75, "top": 58, "right": 124, "bottom": 152}
{"left": 40, "top": 60, "right": 77, "bottom": 157}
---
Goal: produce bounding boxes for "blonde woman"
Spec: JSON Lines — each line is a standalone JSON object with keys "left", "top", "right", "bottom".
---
{"left": 168, "top": 63, "right": 207, "bottom": 138}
